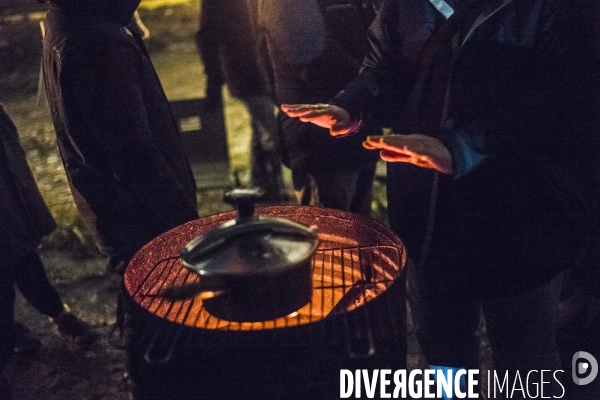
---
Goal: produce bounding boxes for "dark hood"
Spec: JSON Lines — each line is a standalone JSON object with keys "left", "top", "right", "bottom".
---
{"left": 109, "top": 0, "right": 141, "bottom": 25}
{"left": 49, "top": 0, "right": 140, "bottom": 25}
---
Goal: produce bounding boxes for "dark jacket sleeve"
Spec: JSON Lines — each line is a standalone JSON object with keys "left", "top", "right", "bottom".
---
{"left": 0, "top": 105, "right": 56, "bottom": 268}
{"left": 330, "top": 0, "right": 429, "bottom": 127}
{"left": 59, "top": 43, "right": 198, "bottom": 229}
{"left": 0, "top": 105, "right": 56, "bottom": 239}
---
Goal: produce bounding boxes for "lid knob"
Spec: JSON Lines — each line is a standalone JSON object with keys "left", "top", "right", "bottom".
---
{"left": 224, "top": 188, "right": 265, "bottom": 222}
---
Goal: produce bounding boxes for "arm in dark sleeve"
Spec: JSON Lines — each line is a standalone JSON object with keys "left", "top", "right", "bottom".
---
{"left": 61, "top": 44, "right": 198, "bottom": 228}
{"left": 329, "top": 0, "right": 424, "bottom": 128}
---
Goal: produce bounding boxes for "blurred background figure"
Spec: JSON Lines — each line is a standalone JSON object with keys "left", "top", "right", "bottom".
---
{"left": 196, "top": 0, "right": 285, "bottom": 201}
{"left": 254, "top": 0, "right": 381, "bottom": 215}
{"left": 0, "top": 104, "right": 97, "bottom": 396}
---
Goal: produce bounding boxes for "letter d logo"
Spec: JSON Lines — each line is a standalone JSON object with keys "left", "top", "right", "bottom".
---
{"left": 572, "top": 351, "right": 598, "bottom": 386}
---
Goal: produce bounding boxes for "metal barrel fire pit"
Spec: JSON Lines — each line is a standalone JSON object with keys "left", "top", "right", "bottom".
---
{"left": 123, "top": 206, "right": 407, "bottom": 400}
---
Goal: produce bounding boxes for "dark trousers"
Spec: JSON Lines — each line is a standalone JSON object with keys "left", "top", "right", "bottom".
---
{"left": 406, "top": 259, "right": 564, "bottom": 396}
{"left": 0, "top": 250, "right": 65, "bottom": 360}
{"left": 293, "top": 162, "right": 377, "bottom": 217}
{"left": 1, "top": 250, "right": 65, "bottom": 366}
{"left": 11, "top": 251, "right": 65, "bottom": 318}
{"left": 245, "top": 95, "right": 285, "bottom": 198}
{"left": 0, "top": 272, "right": 14, "bottom": 369}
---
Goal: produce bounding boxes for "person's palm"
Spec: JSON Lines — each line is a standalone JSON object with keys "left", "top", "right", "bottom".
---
{"left": 281, "top": 103, "right": 354, "bottom": 136}
{"left": 363, "top": 134, "right": 454, "bottom": 174}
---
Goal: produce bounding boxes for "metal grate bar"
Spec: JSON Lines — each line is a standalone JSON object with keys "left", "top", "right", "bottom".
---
{"left": 132, "top": 257, "right": 175, "bottom": 297}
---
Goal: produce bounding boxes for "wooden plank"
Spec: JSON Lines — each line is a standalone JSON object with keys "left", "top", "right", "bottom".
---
{"left": 169, "top": 98, "right": 232, "bottom": 188}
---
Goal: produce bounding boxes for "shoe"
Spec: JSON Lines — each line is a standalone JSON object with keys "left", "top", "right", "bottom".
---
{"left": 12, "top": 321, "right": 41, "bottom": 355}
{"left": 49, "top": 308, "right": 98, "bottom": 351}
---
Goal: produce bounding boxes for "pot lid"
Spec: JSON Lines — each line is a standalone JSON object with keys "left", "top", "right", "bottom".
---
{"left": 180, "top": 189, "right": 319, "bottom": 276}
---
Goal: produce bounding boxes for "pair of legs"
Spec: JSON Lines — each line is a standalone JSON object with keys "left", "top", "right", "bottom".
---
{"left": 406, "top": 260, "right": 563, "bottom": 398}
{"left": 0, "top": 250, "right": 66, "bottom": 398}
{"left": 0, "top": 250, "right": 96, "bottom": 354}
{"left": 292, "top": 162, "right": 377, "bottom": 217}
{"left": 0, "top": 271, "right": 15, "bottom": 369}
{"left": 0, "top": 250, "right": 65, "bottom": 325}
{"left": 243, "top": 95, "right": 285, "bottom": 200}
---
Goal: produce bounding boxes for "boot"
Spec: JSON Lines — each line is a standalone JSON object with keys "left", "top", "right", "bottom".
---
{"left": 49, "top": 305, "right": 98, "bottom": 351}
{"left": 12, "top": 321, "right": 41, "bottom": 355}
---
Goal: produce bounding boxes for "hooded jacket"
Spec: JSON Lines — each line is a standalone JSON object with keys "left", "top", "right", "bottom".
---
{"left": 331, "top": 0, "right": 600, "bottom": 298}
{"left": 42, "top": 1, "right": 198, "bottom": 271}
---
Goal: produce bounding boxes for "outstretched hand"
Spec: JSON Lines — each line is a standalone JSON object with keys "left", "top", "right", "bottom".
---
{"left": 363, "top": 134, "right": 454, "bottom": 174}
{"left": 281, "top": 103, "right": 355, "bottom": 137}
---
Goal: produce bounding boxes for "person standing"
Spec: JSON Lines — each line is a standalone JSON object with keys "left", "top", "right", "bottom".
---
{"left": 256, "top": 0, "right": 381, "bottom": 215}
{"left": 41, "top": 0, "right": 199, "bottom": 275}
{"left": 1, "top": 104, "right": 97, "bottom": 399}
{"left": 196, "top": 0, "right": 285, "bottom": 201}
{"left": 283, "top": 0, "right": 600, "bottom": 395}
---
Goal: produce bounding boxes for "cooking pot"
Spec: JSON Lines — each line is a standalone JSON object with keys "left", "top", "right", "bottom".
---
{"left": 160, "top": 188, "right": 319, "bottom": 322}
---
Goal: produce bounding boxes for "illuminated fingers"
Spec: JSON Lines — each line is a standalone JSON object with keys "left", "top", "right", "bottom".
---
{"left": 362, "top": 135, "right": 453, "bottom": 174}
{"left": 330, "top": 121, "right": 353, "bottom": 136}
{"left": 282, "top": 103, "right": 354, "bottom": 133}
{"left": 379, "top": 149, "right": 412, "bottom": 162}
{"left": 363, "top": 136, "right": 408, "bottom": 153}
{"left": 281, "top": 104, "right": 335, "bottom": 128}
{"left": 281, "top": 103, "right": 329, "bottom": 117}
{"left": 297, "top": 110, "right": 334, "bottom": 120}
{"left": 362, "top": 136, "right": 382, "bottom": 150}
{"left": 364, "top": 136, "right": 415, "bottom": 162}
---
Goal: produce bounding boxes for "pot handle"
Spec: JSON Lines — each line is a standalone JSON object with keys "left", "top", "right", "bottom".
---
{"left": 159, "top": 281, "right": 226, "bottom": 301}
{"left": 344, "top": 311, "right": 376, "bottom": 359}
{"left": 144, "top": 325, "right": 183, "bottom": 365}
